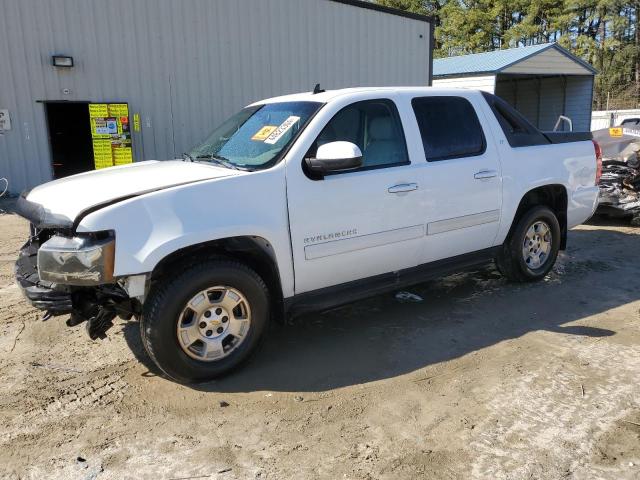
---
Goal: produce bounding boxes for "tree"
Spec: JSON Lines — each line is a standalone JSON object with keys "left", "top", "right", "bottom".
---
{"left": 377, "top": 0, "right": 640, "bottom": 109}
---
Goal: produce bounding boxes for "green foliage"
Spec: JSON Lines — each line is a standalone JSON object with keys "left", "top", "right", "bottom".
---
{"left": 378, "top": 0, "right": 640, "bottom": 109}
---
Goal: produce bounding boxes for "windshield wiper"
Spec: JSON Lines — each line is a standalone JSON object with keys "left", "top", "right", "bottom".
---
{"left": 195, "top": 154, "right": 241, "bottom": 170}
{"left": 182, "top": 152, "right": 195, "bottom": 162}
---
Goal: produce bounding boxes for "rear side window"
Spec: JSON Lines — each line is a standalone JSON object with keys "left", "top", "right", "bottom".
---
{"left": 411, "top": 96, "right": 486, "bottom": 161}
{"left": 481, "top": 92, "right": 550, "bottom": 148}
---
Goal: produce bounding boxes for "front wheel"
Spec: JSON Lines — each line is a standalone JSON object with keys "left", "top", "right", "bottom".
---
{"left": 140, "top": 258, "right": 270, "bottom": 383}
{"left": 496, "top": 206, "right": 561, "bottom": 282}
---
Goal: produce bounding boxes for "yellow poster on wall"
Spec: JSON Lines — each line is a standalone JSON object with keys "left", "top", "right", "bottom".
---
{"left": 89, "top": 103, "right": 134, "bottom": 169}
{"left": 133, "top": 113, "right": 141, "bottom": 132}
{"left": 89, "top": 104, "right": 108, "bottom": 117}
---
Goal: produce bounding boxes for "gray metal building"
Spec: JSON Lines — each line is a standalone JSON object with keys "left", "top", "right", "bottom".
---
{"left": 0, "top": 0, "right": 433, "bottom": 194}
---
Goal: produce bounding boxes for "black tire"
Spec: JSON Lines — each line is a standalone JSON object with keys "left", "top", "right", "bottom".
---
{"left": 140, "top": 257, "right": 270, "bottom": 383}
{"left": 496, "top": 205, "right": 561, "bottom": 282}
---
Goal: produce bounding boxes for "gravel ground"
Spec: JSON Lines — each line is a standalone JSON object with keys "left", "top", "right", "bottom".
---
{"left": 0, "top": 203, "right": 639, "bottom": 479}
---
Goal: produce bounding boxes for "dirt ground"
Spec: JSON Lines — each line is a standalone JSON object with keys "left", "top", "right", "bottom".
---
{"left": 0, "top": 203, "right": 639, "bottom": 480}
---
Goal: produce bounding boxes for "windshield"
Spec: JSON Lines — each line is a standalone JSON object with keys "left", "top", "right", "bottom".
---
{"left": 189, "top": 101, "right": 323, "bottom": 170}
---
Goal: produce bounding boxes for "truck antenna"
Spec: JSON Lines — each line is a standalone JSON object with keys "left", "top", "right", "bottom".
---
{"left": 313, "top": 83, "right": 325, "bottom": 94}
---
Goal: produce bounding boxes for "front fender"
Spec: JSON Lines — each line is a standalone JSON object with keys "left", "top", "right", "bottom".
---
{"left": 76, "top": 167, "right": 295, "bottom": 297}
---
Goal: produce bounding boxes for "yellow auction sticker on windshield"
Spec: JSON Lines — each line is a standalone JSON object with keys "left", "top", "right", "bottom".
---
{"left": 609, "top": 127, "right": 623, "bottom": 137}
{"left": 251, "top": 125, "right": 277, "bottom": 141}
{"left": 264, "top": 116, "right": 300, "bottom": 145}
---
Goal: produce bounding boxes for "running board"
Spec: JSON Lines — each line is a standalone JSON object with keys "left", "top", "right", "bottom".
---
{"left": 285, "top": 247, "right": 500, "bottom": 318}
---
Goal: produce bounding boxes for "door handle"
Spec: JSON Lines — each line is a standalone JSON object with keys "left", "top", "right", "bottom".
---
{"left": 474, "top": 170, "right": 498, "bottom": 180}
{"left": 388, "top": 183, "right": 418, "bottom": 194}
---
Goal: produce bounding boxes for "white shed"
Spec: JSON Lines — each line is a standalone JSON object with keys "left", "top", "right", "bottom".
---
{"left": 433, "top": 43, "right": 596, "bottom": 132}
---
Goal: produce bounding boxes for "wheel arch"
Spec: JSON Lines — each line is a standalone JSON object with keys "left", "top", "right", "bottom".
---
{"left": 507, "top": 184, "right": 568, "bottom": 249}
{"left": 150, "top": 235, "right": 285, "bottom": 320}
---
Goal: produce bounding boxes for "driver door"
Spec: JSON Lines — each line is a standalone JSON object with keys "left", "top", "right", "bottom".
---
{"left": 285, "top": 97, "right": 426, "bottom": 294}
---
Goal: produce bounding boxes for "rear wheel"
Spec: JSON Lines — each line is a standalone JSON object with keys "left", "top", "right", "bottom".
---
{"left": 496, "top": 206, "right": 561, "bottom": 282}
{"left": 140, "top": 258, "right": 269, "bottom": 383}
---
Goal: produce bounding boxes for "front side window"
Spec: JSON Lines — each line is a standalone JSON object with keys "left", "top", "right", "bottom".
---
{"left": 412, "top": 96, "right": 486, "bottom": 161}
{"left": 189, "top": 101, "right": 322, "bottom": 170}
{"left": 311, "top": 99, "right": 409, "bottom": 170}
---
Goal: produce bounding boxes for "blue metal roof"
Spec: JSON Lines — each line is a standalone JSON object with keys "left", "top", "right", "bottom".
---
{"left": 433, "top": 43, "right": 596, "bottom": 77}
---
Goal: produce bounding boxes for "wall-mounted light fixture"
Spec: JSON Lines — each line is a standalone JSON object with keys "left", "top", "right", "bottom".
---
{"left": 52, "top": 55, "right": 74, "bottom": 68}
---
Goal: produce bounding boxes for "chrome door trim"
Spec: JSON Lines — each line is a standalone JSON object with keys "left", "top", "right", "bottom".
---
{"left": 427, "top": 209, "right": 500, "bottom": 235}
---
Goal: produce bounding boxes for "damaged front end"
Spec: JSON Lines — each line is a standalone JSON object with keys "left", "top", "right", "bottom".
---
{"left": 593, "top": 126, "right": 640, "bottom": 224}
{"left": 15, "top": 224, "right": 141, "bottom": 340}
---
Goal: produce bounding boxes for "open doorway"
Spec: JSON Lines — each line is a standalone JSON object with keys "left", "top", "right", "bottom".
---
{"left": 44, "top": 102, "right": 94, "bottom": 179}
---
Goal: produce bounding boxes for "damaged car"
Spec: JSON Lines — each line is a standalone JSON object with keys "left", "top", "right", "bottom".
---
{"left": 592, "top": 125, "right": 640, "bottom": 225}
{"left": 15, "top": 87, "right": 601, "bottom": 383}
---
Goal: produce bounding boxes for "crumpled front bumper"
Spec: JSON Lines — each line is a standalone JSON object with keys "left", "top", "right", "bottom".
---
{"left": 14, "top": 238, "right": 73, "bottom": 314}
{"left": 14, "top": 228, "right": 140, "bottom": 340}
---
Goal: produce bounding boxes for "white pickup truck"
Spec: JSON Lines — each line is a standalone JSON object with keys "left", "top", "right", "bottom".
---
{"left": 15, "top": 87, "right": 601, "bottom": 383}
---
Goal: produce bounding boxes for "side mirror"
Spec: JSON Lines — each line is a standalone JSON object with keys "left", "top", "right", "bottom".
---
{"left": 305, "top": 141, "right": 363, "bottom": 176}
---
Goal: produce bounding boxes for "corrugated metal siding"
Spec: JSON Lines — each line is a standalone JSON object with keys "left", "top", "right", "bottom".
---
{"left": 494, "top": 78, "right": 516, "bottom": 105}
{"left": 0, "top": 0, "right": 431, "bottom": 194}
{"left": 432, "top": 75, "right": 496, "bottom": 93}
{"left": 537, "top": 77, "right": 565, "bottom": 130}
{"left": 564, "top": 76, "right": 593, "bottom": 132}
{"left": 495, "top": 74, "right": 592, "bottom": 131}
{"left": 511, "top": 78, "right": 539, "bottom": 125}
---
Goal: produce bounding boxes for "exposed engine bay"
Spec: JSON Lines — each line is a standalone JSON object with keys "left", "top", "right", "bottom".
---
{"left": 592, "top": 125, "right": 640, "bottom": 225}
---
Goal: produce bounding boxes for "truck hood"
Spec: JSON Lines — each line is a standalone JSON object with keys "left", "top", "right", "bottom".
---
{"left": 18, "top": 160, "right": 238, "bottom": 228}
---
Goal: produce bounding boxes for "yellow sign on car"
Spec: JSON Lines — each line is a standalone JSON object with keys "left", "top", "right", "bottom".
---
{"left": 251, "top": 125, "right": 277, "bottom": 141}
{"left": 609, "top": 127, "right": 623, "bottom": 137}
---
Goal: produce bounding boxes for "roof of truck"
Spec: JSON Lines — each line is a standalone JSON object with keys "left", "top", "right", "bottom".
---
{"left": 251, "top": 86, "right": 477, "bottom": 105}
